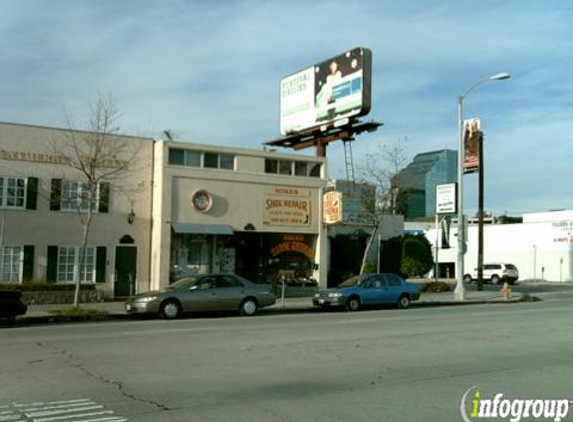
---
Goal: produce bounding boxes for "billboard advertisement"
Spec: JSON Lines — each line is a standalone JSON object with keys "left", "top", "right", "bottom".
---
{"left": 323, "top": 191, "right": 343, "bottom": 224}
{"left": 463, "top": 118, "right": 482, "bottom": 174}
{"left": 280, "top": 47, "right": 372, "bottom": 135}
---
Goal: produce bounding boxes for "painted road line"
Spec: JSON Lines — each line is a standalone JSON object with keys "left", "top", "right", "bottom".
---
{"left": 0, "top": 413, "right": 25, "bottom": 422}
{"left": 4, "top": 399, "right": 127, "bottom": 422}
{"left": 34, "top": 410, "right": 116, "bottom": 422}
{"left": 14, "top": 399, "right": 92, "bottom": 408}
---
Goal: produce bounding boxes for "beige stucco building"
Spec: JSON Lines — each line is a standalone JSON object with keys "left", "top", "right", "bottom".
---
{"left": 0, "top": 122, "right": 154, "bottom": 296}
{"left": 150, "top": 140, "right": 327, "bottom": 291}
{"left": 0, "top": 122, "right": 328, "bottom": 295}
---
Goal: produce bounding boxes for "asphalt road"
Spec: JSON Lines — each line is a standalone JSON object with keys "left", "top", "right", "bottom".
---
{"left": 2, "top": 296, "right": 572, "bottom": 422}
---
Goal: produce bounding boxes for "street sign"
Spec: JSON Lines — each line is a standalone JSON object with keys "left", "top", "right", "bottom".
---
{"left": 436, "top": 183, "right": 457, "bottom": 214}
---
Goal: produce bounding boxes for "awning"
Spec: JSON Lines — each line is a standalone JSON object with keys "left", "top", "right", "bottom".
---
{"left": 171, "top": 223, "right": 234, "bottom": 235}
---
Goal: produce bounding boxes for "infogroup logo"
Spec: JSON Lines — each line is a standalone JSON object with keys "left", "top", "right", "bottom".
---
{"left": 460, "top": 386, "right": 571, "bottom": 422}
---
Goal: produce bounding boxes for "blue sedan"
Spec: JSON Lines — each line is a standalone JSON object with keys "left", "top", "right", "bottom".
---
{"left": 313, "top": 273, "right": 420, "bottom": 311}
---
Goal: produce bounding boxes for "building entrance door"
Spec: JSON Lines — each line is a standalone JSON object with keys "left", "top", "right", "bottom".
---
{"left": 115, "top": 246, "right": 137, "bottom": 297}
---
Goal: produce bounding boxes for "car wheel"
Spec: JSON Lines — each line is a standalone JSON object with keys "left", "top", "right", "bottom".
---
{"left": 240, "top": 298, "right": 258, "bottom": 316}
{"left": 397, "top": 294, "right": 410, "bottom": 309}
{"left": 346, "top": 296, "right": 361, "bottom": 312}
{"left": 491, "top": 275, "right": 501, "bottom": 285}
{"left": 159, "top": 300, "right": 182, "bottom": 320}
{"left": 463, "top": 274, "right": 472, "bottom": 283}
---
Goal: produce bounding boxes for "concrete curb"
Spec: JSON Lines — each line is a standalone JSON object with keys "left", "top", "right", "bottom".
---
{"left": 1, "top": 293, "right": 534, "bottom": 327}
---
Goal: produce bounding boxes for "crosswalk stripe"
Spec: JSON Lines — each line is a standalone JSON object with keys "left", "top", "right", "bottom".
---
{"left": 14, "top": 399, "right": 91, "bottom": 408}
{"left": 26, "top": 405, "right": 104, "bottom": 418}
{"left": 25, "top": 402, "right": 98, "bottom": 412}
{"left": 0, "top": 414, "right": 24, "bottom": 422}
{"left": 34, "top": 410, "right": 114, "bottom": 422}
{"left": 3, "top": 399, "right": 127, "bottom": 422}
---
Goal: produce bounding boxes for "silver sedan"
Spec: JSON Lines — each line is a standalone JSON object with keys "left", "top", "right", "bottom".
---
{"left": 125, "top": 274, "right": 276, "bottom": 319}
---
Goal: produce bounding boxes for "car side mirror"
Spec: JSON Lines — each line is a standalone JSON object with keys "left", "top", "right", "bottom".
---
{"left": 363, "top": 282, "right": 372, "bottom": 289}
{"left": 189, "top": 285, "right": 199, "bottom": 291}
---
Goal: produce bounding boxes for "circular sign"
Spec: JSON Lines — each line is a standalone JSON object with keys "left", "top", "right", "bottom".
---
{"left": 191, "top": 189, "right": 213, "bottom": 212}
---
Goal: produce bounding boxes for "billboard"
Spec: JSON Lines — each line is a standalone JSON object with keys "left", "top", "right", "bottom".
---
{"left": 463, "top": 118, "right": 482, "bottom": 174}
{"left": 323, "top": 191, "right": 343, "bottom": 224}
{"left": 280, "top": 47, "right": 372, "bottom": 135}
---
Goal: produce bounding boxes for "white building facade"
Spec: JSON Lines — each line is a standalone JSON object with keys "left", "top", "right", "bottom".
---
{"left": 427, "top": 210, "right": 573, "bottom": 282}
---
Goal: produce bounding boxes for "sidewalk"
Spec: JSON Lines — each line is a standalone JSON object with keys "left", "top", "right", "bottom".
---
{"left": 12, "top": 290, "right": 523, "bottom": 324}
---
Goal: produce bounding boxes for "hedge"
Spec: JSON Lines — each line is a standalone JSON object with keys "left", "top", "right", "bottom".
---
{"left": 0, "top": 283, "right": 97, "bottom": 292}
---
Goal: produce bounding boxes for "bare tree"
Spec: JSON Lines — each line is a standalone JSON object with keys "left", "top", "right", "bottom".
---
{"left": 53, "top": 95, "right": 142, "bottom": 309}
{"left": 358, "top": 137, "right": 409, "bottom": 216}
{"left": 356, "top": 137, "right": 409, "bottom": 273}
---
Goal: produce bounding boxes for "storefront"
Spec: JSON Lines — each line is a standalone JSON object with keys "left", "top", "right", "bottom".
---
{"left": 151, "top": 140, "right": 328, "bottom": 290}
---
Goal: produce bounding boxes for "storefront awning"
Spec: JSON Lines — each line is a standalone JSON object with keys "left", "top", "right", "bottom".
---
{"left": 171, "top": 223, "right": 234, "bottom": 235}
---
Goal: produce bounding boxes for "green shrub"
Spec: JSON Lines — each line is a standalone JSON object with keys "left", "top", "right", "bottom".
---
{"left": 0, "top": 283, "right": 97, "bottom": 292}
{"left": 423, "top": 281, "right": 451, "bottom": 293}
{"left": 401, "top": 235, "right": 434, "bottom": 278}
{"left": 362, "top": 260, "right": 377, "bottom": 274}
{"left": 48, "top": 307, "right": 109, "bottom": 321}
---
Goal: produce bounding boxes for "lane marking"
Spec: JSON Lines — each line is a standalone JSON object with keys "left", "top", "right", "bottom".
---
{"left": 3, "top": 399, "right": 127, "bottom": 422}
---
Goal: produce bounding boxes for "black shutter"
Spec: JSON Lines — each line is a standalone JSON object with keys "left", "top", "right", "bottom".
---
{"left": 46, "top": 245, "right": 58, "bottom": 283}
{"left": 98, "top": 182, "right": 110, "bottom": 213}
{"left": 50, "top": 179, "right": 62, "bottom": 211}
{"left": 25, "top": 178, "right": 38, "bottom": 210}
{"left": 23, "top": 245, "right": 35, "bottom": 281}
{"left": 96, "top": 246, "right": 107, "bottom": 283}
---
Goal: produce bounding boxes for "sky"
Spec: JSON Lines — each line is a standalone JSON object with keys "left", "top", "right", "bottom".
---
{"left": 1, "top": 0, "right": 572, "bottom": 217}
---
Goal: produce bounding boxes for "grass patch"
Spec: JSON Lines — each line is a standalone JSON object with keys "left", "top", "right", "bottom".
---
{"left": 519, "top": 294, "right": 542, "bottom": 302}
{"left": 48, "top": 307, "right": 110, "bottom": 321}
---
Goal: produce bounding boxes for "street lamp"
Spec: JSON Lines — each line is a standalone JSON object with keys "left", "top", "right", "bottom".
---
{"left": 455, "top": 72, "right": 511, "bottom": 301}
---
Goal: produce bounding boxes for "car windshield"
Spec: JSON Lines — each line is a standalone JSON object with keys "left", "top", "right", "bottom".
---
{"left": 168, "top": 276, "right": 201, "bottom": 290}
{"left": 338, "top": 275, "right": 362, "bottom": 287}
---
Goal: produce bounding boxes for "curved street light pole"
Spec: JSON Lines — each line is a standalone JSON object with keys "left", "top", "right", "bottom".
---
{"left": 455, "top": 72, "right": 510, "bottom": 301}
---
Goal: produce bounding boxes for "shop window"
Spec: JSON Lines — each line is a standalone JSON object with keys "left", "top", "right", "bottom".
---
{"left": 294, "top": 162, "right": 308, "bottom": 177}
{"left": 0, "top": 246, "right": 22, "bottom": 282}
{"left": 279, "top": 160, "right": 293, "bottom": 175}
{"left": 204, "top": 152, "right": 219, "bottom": 168}
{"left": 264, "top": 159, "right": 321, "bottom": 178}
{"left": 265, "top": 159, "right": 278, "bottom": 174}
{"left": 56, "top": 246, "right": 95, "bottom": 283}
{"left": 185, "top": 150, "right": 201, "bottom": 167}
{"left": 47, "top": 246, "right": 105, "bottom": 283}
{"left": 0, "top": 177, "right": 26, "bottom": 209}
{"left": 220, "top": 154, "right": 235, "bottom": 170}
{"left": 169, "top": 148, "right": 234, "bottom": 170}
{"left": 309, "top": 163, "right": 321, "bottom": 178}
{"left": 168, "top": 148, "right": 185, "bottom": 165}
{"left": 52, "top": 180, "right": 109, "bottom": 213}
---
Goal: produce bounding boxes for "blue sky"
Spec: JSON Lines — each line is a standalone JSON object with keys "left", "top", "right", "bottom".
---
{"left": 1, "top": 0, "right": 572, "bottom": 216}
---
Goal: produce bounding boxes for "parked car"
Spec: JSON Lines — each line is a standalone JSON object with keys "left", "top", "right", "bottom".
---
{"left": 125, "top": 273, "right": 276, "bottom": 319}
{"left": 0, "top": 290, "right": 27, "bottom": 320}
{"left": 464, "top": 263, "right": 519, "bottom": 285}
{"left": 313, "top": 273, "right": 420, "bottom": 311}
